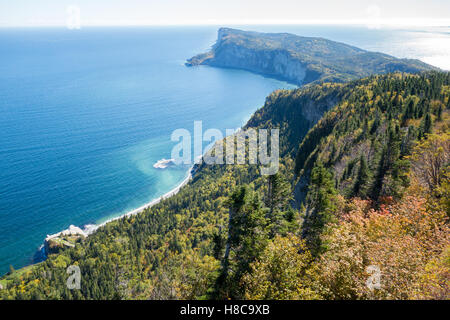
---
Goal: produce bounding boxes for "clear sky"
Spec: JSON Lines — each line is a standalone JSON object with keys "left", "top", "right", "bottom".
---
{"left": 1, "top": 0, "right": 449, "bottom": 27}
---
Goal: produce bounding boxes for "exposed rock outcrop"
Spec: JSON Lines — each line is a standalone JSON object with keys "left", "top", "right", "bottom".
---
{"left": 187, "top": 28, "right": 438, "bottom": 86}
{"left": 44, "top": 225, "right": 86, "bottom": 255}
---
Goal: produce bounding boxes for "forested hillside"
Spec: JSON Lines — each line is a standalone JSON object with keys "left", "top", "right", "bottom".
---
{"left": 1, "top": 72, "right": 449, "bottom": 300}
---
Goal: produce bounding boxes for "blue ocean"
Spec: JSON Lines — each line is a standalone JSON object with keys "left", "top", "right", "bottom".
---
{"left": 0, "top": 25, "right": 449, "bottom": 275}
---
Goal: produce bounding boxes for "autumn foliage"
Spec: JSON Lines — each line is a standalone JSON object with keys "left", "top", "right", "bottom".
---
{"left": 318, "top": 195, "right": 449, "bottom": 299}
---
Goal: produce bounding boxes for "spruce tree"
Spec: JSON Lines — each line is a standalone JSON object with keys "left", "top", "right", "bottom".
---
{"left": 437, "top": 105, "right": 443, "bottom": 121}
{"left": 420, "top": 112, "right": 433, "bottom": 138}
{"left": 353, "top": 155, "right": 370, "bottom": 198}
{"left": 303, "top": 161, "right": 337, "bottom": 255}
{"left": 266, "top": 172, "right": 293, "bottom": 236}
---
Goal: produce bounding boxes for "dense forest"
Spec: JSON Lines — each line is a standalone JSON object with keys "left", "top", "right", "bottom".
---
{"left": 1, "top": 71, "right": 449, "bottom": 300}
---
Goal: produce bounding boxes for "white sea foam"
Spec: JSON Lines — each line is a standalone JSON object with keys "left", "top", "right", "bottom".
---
{"left": 153, "top": 158, "right": 176, "bottom": 169}
{"left": 45, "top": 225, "right": 87, "bottom": 241}
{"left": 81, "top": 166, "right": 194, "bottom": 236}
{"left": 39, "top": 167, "right": 194, "bottom": 247}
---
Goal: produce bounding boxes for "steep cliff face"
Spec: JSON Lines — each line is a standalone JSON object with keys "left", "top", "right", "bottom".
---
{"left": 187, "top": 28, "right": 438, "bottom": 86}
{"left": 245, "top": 82, "right": 350, "bottom": 159}
{"left": 243, "top": 82, "right": 351, "bottom": 208}
{"left": 210, "top": 45, "right": 309, "bottom": 85}
{"left": 187, "top": 28, "right": 314, "bottom": 84}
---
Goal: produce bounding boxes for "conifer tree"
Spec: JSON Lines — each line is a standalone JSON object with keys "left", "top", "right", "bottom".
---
{"left": 302, "top": 161, "right": 337, "bottom": 255}
{"left": 420, "top": 112, "right": 433, "bottom": 138}
{"left": 353, "top": 155, "right": 370, "bottom": 198}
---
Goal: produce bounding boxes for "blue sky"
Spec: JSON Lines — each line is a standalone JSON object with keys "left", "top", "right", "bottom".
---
{"left": 1, "top": 0, "right": 449, "bottom": 27}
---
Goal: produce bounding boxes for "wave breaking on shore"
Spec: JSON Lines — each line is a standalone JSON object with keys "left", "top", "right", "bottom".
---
{"left": 37, "top": 166, "right": 196, "bottom": 260}
{"left": 87, "top": 166, "right": 195, "bottom": 234}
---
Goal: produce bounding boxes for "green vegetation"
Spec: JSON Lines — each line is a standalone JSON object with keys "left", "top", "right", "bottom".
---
{"left": 1, "top": 72, "right": 449, "bottom": 300}
{"left": 0, "top": 264, "right": 42, "bottom": 292}
{"left": 187, "top": 28, "right": 437, "bottom": 85}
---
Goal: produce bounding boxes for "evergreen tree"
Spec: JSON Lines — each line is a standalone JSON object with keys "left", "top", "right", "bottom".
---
{"left": 216, "top": 187, "right": 268, "bottom": 299}
{"left": 420, "top": 112, "right": 433, "bottom": 138}
{"left": 353, "top": 155, "right": 370, "bottom": 198}
{"left": 437, "top": 105, "right": 443, "bottom": 121}
{"left": 266, "top": 172, "right": 292, "bottom": 212}
{"left": 370, "top": 110, "right": 381, "bottom": 135}
{"left": 266, "top": 173, "right": 293, "bottom": 236}
{"left": 402, "top": 99, "right": 415, "bottom": 125}
{"left": 302, "top": 161, "right": 337, "bottom": 255}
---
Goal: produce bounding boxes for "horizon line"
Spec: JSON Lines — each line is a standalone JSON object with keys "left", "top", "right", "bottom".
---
{"left": 1, "top": 18, "right": 450, "bottom": 28}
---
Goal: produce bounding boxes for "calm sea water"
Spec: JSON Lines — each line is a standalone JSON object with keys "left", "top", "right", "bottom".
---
{"left": 0, "top": 25, "right": 449, "bottom": 275}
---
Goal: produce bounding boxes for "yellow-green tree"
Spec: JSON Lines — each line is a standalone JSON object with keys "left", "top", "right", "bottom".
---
{"left": 242, "top": 234, "right": 321, "bottom": 300}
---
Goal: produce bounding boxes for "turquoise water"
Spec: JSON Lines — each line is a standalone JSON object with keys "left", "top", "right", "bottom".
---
{"left": 0, "top": 27, "right": 296, "bottom": 274}
{"left": 1, "top": 25, "right": 449, "bottom": 275}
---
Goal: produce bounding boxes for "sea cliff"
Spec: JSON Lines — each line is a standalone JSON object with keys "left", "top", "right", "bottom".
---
{"left": 187, "top": 28, "right": 438, "bottom": 85}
